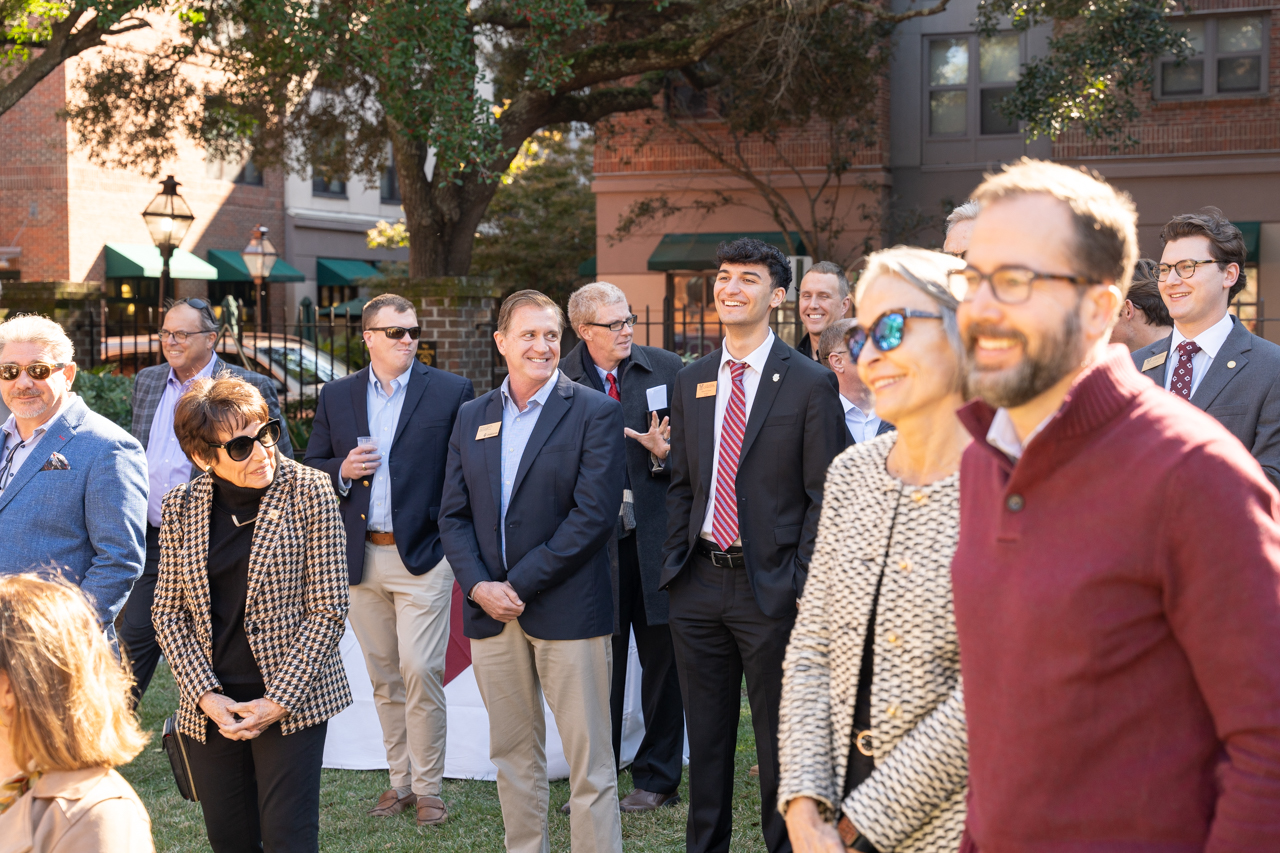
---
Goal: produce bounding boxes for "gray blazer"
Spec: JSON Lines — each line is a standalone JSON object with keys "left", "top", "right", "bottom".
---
{"left": 130, "top": 354, "right": 295, "bottom": 469}
{"left": 1131, "top": 316, "right": 1280, "bottom": 489}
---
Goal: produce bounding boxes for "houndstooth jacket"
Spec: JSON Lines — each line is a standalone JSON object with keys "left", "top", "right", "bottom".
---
{"left": 778, "top": 433, "right": 967, "bottom": 853}
{"left": 152, "top": 457, "right": 351, "bottom": 741}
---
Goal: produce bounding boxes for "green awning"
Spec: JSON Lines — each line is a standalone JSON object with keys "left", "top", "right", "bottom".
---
{"left": 578, "top": 256, "right": 597, "bottom": 278}
{"left": 1236, "top": 221, "right": 1260, "bottom": 264}
{"left": 647, "top": 232, "right": 807, "bottom": 272}
{"left": 105, "top": 243, "right": 219, "bottom": 280}
{"left": 319, "top": 296, "right": 369, "bottom": 317}
{"left": 206, "top": 249, "right": 305, "bottom": 282}
{"left": 317, "top": 257, "right": 383, "bottom": 286}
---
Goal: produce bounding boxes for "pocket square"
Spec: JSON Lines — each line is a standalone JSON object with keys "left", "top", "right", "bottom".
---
{"left": 40, "top": 452, "right": 70, "bottom": 471}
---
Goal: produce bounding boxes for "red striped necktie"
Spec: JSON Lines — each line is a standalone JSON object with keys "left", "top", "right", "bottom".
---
{"left": 711, "top": 361, "right": 747, "bottom": 550}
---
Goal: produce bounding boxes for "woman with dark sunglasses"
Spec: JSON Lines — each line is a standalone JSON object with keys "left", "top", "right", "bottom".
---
{"left": 779, "top": 246, "right": 971, "bottom": 853}
{"left": 152, "top": 375, "right": 350, "bottom": 853}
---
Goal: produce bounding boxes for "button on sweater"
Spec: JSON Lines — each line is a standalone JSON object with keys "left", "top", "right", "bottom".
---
{"left": 952, "top": 345, "right": 1280, "bottom": 852}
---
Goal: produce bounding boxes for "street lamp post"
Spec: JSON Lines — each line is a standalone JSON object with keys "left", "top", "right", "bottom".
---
{"left": 240, "top": 224, "right": 278, "bottom": 330}
{"left": 141, "top": 175, "right": 195, "bottom": 320}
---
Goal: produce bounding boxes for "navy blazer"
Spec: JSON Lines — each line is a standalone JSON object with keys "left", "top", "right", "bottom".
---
{"left": 304, "top": 361, "right": 474, "bottom": 585}
{"left": 439, "top": 371, "right": 626, "bottom": 641}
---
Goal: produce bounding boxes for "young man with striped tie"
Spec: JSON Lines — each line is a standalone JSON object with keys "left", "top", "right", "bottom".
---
{"left": 661, "top": 237, "right": 845, "bottom": 853}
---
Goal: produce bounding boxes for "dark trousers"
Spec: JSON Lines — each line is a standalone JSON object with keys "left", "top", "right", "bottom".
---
{"left": 667, "top": 553, "right": 795, "bottom": 853}
{"left": 120, "top": 525, "right": 162, "bottom": 707}
{"left": 610, "top": 532, "right": 684, "bottom": 795}
{"left": 186, "top": 708, "right": 328, "bottom": 853}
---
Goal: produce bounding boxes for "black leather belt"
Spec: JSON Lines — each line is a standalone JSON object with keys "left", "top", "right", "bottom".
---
{"left": 694, "top": 538, "right": 746, "bottom": 569}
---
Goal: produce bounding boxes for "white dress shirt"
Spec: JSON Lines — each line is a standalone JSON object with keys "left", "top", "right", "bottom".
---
{"left": 986, "top": 407, "right": 1055, "bottom": 461}
{"left": 700, "top": 330, "right": 776, "bottom": 542}
{"left": 0, "top": 394, "right": 73, "bottom": 494}
{"left": 1163, "top": 312, "right": 1235, "bottom": 399}
{"left": 840, "top": 395, "right": 882, "bottom": 444}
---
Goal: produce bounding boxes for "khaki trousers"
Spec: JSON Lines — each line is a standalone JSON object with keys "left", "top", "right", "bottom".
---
{"left": 470, "top": 620, "right": 622, "bottom": 853}
{"left": 347, "top": 543, "right": 453, "bottom": 796}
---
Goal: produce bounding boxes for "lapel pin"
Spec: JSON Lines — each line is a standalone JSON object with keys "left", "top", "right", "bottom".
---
{"left": 772, "top": 373, "right": 780, "bottom": 382}
{"left": 1228, "top": 361, "right": 1237, "bottom": 369}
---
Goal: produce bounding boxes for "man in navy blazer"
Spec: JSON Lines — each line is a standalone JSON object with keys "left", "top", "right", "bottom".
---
{"left": 305, "top": 293, "right": 473, "bottom": 827}
{"left": 440, "top": 290, "right": 625, "bottom": 853}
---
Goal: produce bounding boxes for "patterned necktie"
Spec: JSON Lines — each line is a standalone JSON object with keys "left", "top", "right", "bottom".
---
{"left": 606, "top": 373, "right": 620, "bottom": 402}
{"left": 1171, "top": 340, "right": 1202, "bottom": 400}
{"left": 711, "top": 362, "right": 748, "bottom": 550}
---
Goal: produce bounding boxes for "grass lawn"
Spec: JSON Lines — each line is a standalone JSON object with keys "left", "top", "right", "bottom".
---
{"left": 123, "top": 661, "right": 769, "bottom": 852}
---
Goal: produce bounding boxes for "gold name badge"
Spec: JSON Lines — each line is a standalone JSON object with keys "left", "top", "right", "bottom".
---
{"left": 696, "top": 381, "right": 718, "bottom": 398}
{"left": 1142, "top": 351, "right": 1168, "bottom": 372}
{"left": 476, "top": 422, "right": 501, "bottom": 440}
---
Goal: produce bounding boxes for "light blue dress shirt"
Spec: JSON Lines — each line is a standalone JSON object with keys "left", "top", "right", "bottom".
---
{"left": 145, "top": 355, "right": 219, "bottom": 527}
{"left": 499, "top": 370, "right": 560, "bottom": 568}
{"left": 362, "top": 363, "right": 414, "bottom": 532}
{"left": 840, "top": 394, "right": 882, "bottom": 444}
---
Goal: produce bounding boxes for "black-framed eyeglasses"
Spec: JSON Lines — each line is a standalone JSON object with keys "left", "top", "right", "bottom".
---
{"left": 958, "top": 265, "right": 1096, "bottom": 304}
{"left": 0, "top": 362, "right": 67, "bottom": 381}
{"left": 157, "top": 329, "right": 215, "bottom": 343}
{"left": 366, "top": 326, "right": 422, "bottom": 340}
{"left": 1157, "top": 258, "right": 1219, "bottom": 282}
{"left": 586, "top": 314, "right": 638, "bottom": 333}
{"left": 208, "top": 419, "right": 282, "bottom": 462}
{"left": 845, "top": 309, "right": 943, "bottom": 361}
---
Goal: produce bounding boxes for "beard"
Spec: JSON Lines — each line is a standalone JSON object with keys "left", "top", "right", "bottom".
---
{"left": 963, "top": 308, "right": 1085, "bottom": 410}
{"left": 5, "top": 391, "right": 51, "bottom": 420}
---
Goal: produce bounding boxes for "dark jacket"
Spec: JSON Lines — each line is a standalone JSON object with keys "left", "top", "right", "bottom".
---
{"left": 439, "top": 371, "right": 626, "bottom": 640}
{"left": 303, "top": 361, "right": 474, "bottom": 585}
{"left": 1131, "top": 315, "right": 1280, "bottom": 488}
{"left": 661, "top": 335, "right": 846, "bottom": 618}
{"left": 562, "top": 341, "right": 685, "bottom": 625}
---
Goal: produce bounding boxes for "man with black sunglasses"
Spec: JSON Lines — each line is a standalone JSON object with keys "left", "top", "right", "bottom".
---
{"left": 305, "top": 292, "right": 474, "bottom": 827}
{"left": 121, "top": 296, "right": 293, "bottom": 705}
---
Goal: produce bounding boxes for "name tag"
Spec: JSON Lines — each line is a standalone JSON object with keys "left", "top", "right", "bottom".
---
{"left": 476, "top": 422, "right": 501, "bottom": 440}
{"left": 696, "top": 381, "right": 718, "bottom": 398}
{"left": 1142, "top": 352, "right": 1168, "bottom": 372}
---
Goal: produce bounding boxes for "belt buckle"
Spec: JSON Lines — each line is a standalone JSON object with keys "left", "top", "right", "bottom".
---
{"left": 711, "top": 550, "right": 731, "bottom": 569}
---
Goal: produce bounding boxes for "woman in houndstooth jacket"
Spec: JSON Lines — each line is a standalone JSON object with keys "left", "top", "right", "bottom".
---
{"left": 778, "top": 247, "right": 970, "bottom": 853}
{"left": 152, "top": 375, "right": 350, "bottom": 853}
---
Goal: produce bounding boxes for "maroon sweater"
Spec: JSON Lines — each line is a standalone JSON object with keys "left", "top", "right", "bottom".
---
{"left": 953, "top": 346, "right": 1280, "bottom": 852}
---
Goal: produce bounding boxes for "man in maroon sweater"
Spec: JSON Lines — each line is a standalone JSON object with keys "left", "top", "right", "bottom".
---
{"left": 952, "top": 158, "right": 1280, "bottom": 852}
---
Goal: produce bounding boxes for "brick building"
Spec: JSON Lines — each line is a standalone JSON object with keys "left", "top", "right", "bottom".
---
{"left": 596, "top": 0, "right": 1280, "bottom": 346}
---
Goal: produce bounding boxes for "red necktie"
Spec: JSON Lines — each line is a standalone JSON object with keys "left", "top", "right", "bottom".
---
{"left": 606, "top": 373, "right": 620, "bottom": 402}
{"left": 711, "top": 362, "right": 747, "bottom": 549}
{"left": 1171, "top": 340, "right": 1201, "bottom": 400}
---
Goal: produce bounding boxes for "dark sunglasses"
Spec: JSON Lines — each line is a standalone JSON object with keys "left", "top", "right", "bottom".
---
{"left": 0, "top": 362, "right": 67, "bottom": 381}
{"left": 845, "top": 309, "right": 943, "bottom": 361}
{"left": 366, "top": 326, "right": 422, "bottom": 340}
{"left": 208, "top": 419, "right": 282, "bottom": 462}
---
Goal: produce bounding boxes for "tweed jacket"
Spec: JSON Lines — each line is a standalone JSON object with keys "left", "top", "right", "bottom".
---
{"left": 779, "top": 434, "right": 967, "bottom": 853}
{"left": 130, "top": 355, "right": 295, "bottom": 464}
{"left": 152, "top": 457, "right": 351, "bottom": 741}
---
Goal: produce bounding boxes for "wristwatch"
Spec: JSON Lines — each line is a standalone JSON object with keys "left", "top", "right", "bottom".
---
{"left": 837, "top": 815, "right": 880, "bottom": 853}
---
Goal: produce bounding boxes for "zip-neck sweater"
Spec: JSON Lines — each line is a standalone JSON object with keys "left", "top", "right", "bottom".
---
{"left": 952, "top": 345, "right": 1280, "bottom": 852}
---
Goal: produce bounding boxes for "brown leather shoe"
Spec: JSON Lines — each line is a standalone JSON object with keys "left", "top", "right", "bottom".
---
{"left": 559, "top": 801, "right": 571, "bottom": 815}
{"left": 619, "top": 788, "right": 680, "bottom": 813}
{"left": 369, "top": 789, "right": 415, "bottom": 817}
{"left": 416, "top": 795, "right": 448, "bottom": 826}
{"left": 748, "top": 764, "right": 759, "bottom": 777}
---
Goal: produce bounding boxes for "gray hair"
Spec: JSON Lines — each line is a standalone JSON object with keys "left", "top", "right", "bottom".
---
{"left": 803, "top": 261, "right": 851, "bottom": 300}
{"left": 568, "top": 281, "right": 628, "bottom": 331}
{"left": 856, "top": 245, "right": 967, "bottom": 367}
{"left": 0, "top": 315, "right": 74, "bottom": 363}
{"left": 945, "top": 200, "right": 980, "bottom": 233}
{"left": 818, "top": 317, "right": 857, "bottom": 363}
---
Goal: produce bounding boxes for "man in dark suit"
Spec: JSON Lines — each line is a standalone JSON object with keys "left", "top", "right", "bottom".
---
{"left": 563, "top": 281, "right": 686, "bottom": 814}
{"left": 120, "top": 297, "right": 293, "bottom": 704}
{"left": 1131, "top": 209, "right": 1280, "bottom": 488}
{"left": 440, "top": 290, "right": 625, "bottom": 853}
{"left": 794, "top": 261, "right": 853, "bottom": 362}
{"left": 818, "top": 318, "right": 895, "bottom": 446}
{"left": 662, "top": 238, "right": 846, "bottom": 853}
{"left": 305, "top": 293, "right": 473, "bottom": 827}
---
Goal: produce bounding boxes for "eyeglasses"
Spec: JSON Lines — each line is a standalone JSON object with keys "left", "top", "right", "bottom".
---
{"left": 0, "top": 362, "right": 67, "bottom": 381}
{"left": 958, "top": 265, "right": 1096, "bottom": 304}
{"left": 585, "top": 314, "right": 638, "bottom": 333}
{"left": 208, "top": 420, "right": 282, "bottom": 462}
{"left": 157, "top": 329, "right": 215, "bottom": 343}
{"left": 1157, "top": 259, "right": 1219, "bottom": 281}
{"left": 845, "top": 309, "right": 943, "bottom": 361}
{"left": 366, "top": 326, "right": 422, "bottom": 340}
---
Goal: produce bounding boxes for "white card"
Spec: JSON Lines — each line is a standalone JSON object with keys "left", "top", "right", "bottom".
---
{"left": 646, "top": 385, "right": 668, "bottom": 412}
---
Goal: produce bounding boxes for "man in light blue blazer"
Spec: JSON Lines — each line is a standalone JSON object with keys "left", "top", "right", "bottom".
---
{"left": 0, "top": 315, "right": 147, "bottom": 638}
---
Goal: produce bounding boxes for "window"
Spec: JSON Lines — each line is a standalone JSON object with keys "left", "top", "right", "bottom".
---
{"left": 205, "top": 150, "right": 263, "bottom": 185}
{"left": 380, "top": 154, "right": 401, "bottom": 204}
{"left": 927, "top": 33, "right": 1022, "bottom": 137}
{"left": 1159, "top": 15, "right": 1267, "bottom": 98}
{"left": 312, "top": 173, "right": 348, "bottom": 198}
{"left": 234, "top": 160, "right": 264, "bottom": 186}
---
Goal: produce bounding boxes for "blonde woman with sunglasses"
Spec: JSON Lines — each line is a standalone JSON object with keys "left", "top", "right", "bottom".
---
{"left": 778, "top": 246, "right": 971, "bottom": 853}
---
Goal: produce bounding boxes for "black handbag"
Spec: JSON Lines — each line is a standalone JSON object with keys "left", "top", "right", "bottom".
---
{"left": 162, "top": 713, "right": 199, "bottom": 802}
